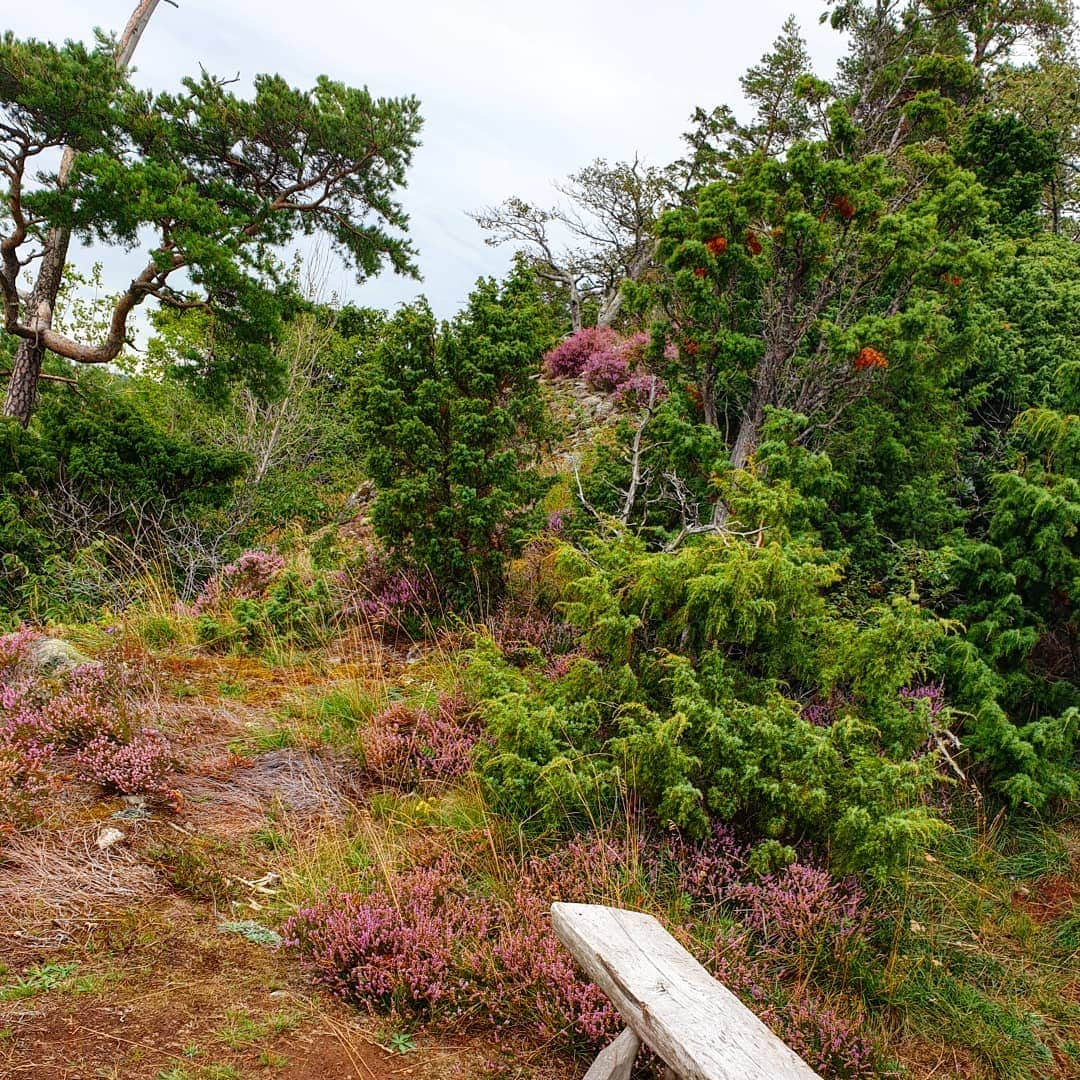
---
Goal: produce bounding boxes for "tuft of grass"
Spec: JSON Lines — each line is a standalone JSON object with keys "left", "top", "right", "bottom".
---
{"left": 217, "top": 679, "right": 247, "bottom": 700}
{"left": 133, "top": 612, "right": 193, "bottom": 651}
{"left": 146, "top": 840, "right": 239, "bottom": 906}
{"left": 0, "top": 962, "right": 100, "bottom": 1001}
{"left": 215, "top": 1008, "right": 266, "bottom": 1050}
{"left": 199, "top": 1066, "right": 241, "bottom": 1080}
{"left": 249, "top": 726, "right": 297, "bottom": 751}
{"left": 214, "top": 1007, "right": 304, "bottom": 1052}
{"left": 277, "top": 681, "right": 387, "bottom": 748}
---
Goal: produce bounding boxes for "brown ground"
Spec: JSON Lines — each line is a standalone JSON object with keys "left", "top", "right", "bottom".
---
{"left": 0, "top": 645, "right": 568, "bottom": 1080}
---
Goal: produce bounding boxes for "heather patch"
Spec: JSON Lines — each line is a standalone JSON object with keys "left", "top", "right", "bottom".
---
{"left": 191, "top": 550, "right": 286, "bottom": 615}
{"left": 361, "top": 695, "right": 481, "bottom": 788}
{"left": 0, "top": 629, "right": 176, "bottom": 825}
{"left": 543, "top": 327, "right": 667, "bottom": 403}
{"left": 284, "top": 825, "right": 881, "bottom": 1074}
{"left": 282, "top": 840, "right": 622, "bottom": 1049}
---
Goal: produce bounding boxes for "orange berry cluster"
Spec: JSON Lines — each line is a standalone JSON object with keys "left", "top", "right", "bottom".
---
{"left": 832, "top": 195, "right": 856, "bottom": 220}
{"left": 854, "top": 346, "right": 888, "bottom": 371}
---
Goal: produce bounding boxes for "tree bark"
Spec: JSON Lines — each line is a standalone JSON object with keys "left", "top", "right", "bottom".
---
{"left": 568, "top": 277, "right": 583, "bottom": 332}
{"left": 4, "top": 151, "right": 74, "bottom": 426}
{"left": 2, "top": 0, "right": 164, "bottom": 426}
{"left": 596, "top": 244, "right": 654, "bottom": 329}
{"left": 712, "top": 381, "right": 766, "bottom": 527}
{"left": 729, "top": 392, "right": 765, "bottom": 472}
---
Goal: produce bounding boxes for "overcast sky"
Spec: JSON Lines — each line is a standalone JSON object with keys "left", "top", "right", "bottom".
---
{"left": 9, "top": 1, "right": 847, "bottom": 318}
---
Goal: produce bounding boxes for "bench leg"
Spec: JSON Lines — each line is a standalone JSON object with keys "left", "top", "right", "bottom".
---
{"left": 583, "top": 1026, "right": 641, "bottom": 1080}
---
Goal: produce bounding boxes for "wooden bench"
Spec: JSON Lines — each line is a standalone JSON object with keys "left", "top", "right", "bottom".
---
{"left": 551, "top": 902, "right": 823, "bottom": 1080}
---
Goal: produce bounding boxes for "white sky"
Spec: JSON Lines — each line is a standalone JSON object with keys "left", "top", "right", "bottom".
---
{"left": 9, "top": 1, "right": 846, "bottom": 318}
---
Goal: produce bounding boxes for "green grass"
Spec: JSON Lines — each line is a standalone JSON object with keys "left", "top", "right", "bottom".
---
{"left": 0, "top": 962, "right": 100, "bottom": 1001}
{"left": 215, "top": 1009, "right": 266, "bottom": 1050}
{"left": 867, "top": 807, "right": 1080, "bottom": 1079}
{"left": 214, "top": 1008, "right": 304, "bottom": 1051}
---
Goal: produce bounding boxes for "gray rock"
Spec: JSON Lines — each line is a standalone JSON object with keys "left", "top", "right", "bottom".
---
{"left": 26, "top": 637, "right": 90, "bottom": 674}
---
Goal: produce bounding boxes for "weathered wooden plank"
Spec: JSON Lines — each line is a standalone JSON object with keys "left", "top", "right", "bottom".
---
{"left": 583, "top": 1026, "right": 640, "bottom": 1080}
{"left": 551, "top": 902, "right": 823, "bottom": 1080}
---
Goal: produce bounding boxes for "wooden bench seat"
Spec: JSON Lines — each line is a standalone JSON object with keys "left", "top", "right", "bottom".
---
{"left": 551, "top": 902, "right": 823, "bottom": 1080}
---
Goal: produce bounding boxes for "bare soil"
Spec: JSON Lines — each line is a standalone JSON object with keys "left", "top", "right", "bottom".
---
{"left": 0, "top": 648, "right": 564, "bottom": 1080}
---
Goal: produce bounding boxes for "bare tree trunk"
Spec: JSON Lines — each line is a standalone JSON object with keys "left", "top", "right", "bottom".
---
{"left": 729, "top": 395, "right": 764, "bottom": 472}
{"left": 568, "top": 277, "right": 583, "bottom": 332}
{"left": 712, "top": 383, "right": 766, "bottom": 527}
{"left": 596, "top": 245, "right": 654, "bottom": 329}
{"left": 4, "top": 151, "right": 75, "bottom": 426}
{"left": 3, "top": 0, "right": 164, "bottom": 426}
{"left": 596, "top": 288, "right": 622, "bottom": 329}
{"left": 700, "top": 375, "right": 718, "bottom": 429}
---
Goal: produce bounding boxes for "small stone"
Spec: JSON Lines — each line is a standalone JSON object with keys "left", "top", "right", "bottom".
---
{"left": 26, "top": 637, "right": 90, "bottom": 675}
{"left": 96, "top": 827, "right": 125, "bottom": 850}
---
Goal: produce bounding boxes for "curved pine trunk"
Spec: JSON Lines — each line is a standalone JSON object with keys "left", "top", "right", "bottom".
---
{"left": 2, "top": 0, "right": 163, "bottom": 426}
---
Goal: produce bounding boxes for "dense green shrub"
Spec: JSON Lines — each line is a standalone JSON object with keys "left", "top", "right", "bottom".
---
{"left": 471, "top": 510, "right": 954, "bottom": 879}
{"left": 0, "top": 385, "right": 247, "bottom": 622}
{"left": 355, "top": 264, "right": 553, "bottom": 610}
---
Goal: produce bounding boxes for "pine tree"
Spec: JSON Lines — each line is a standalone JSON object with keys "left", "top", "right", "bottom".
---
{"left": 0, "top": 18, "right": 422, "bottom": 424}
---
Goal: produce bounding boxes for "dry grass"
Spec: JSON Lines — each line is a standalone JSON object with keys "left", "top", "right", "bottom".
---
{"left": 178, "top": 749, "right": 359, "bottom": 839}
{"left": 0, "top": 823, "right": 163, "bottom": 941}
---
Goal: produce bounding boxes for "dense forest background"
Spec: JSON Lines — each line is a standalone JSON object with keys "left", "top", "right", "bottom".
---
{"left": 1, "top": 2, "right": 1079, "bottom": 1078}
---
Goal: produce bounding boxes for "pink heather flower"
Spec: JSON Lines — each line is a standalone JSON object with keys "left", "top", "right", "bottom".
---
{"left": 0, "top": 627, "right": 39, "bottom": 673}
{"left": 2, "top": 636, "right": 169, "bottom": 822}
{"left": 900, "top": 682, "right": 945, "bottom": 718}
{"left": 544, "top": 650, "right": 586, "bottom": 680}
{"left": 191, "top": 549, "right": 285, "bottom": 614}
{"left": 544, "top": 327, "right": 666, "bottom": 403}
{"left": 333, "top": 544, "right": 434, "bottom": 630}
{"left": 40, "top": 662, "right": 132, "bottom": 747}
{"left": 363, "top": 696, "right": 480, "bottom": 787}
{"left": 543, "top": 327, "right": 622, "bottom": 379}
{"left": 801, "top": 689, "right": 852, "bottom": 727}
{"left": 733, "top": 863, "right": 869, "bottom": 965}
{"left": 581, "top": 348, "right": 630, "bottom": 392}
{"left": 75, "top": 727, "right": 174, "bottom": 796}
{"left": 489, "top": 602, "right": 578, "bottom": 664}
{"left": 546, "top": 509, "right": 569, "bottom": 535}
{"left": 763, "top": 995, "right": 876, "bottom": 1078}
{"left": 619, "top": 371, "right": 668, "bottom": 407}
{"left": 643, "top": 821, "right": 746, "bottom": 906}
{"left": 283, "top": 842, "right": 622, "bottom": 1048}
